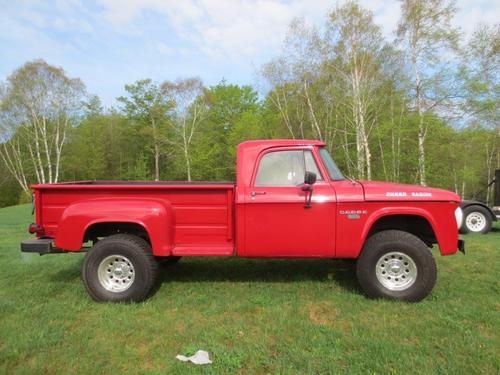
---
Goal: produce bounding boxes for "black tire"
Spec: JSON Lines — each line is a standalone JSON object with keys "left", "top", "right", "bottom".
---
{"left": 82, "top": 234, "right": 159, "bottom": 302}
{"left": 356, "top": 230, "right": 437, "bottom": 302}
{"left": 460, "top": 205, "right": 492, "bottom": 234}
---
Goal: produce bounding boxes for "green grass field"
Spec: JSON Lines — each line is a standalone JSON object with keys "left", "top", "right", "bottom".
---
{"left": 0, "top": 204, "right": 499, "bottom": 374}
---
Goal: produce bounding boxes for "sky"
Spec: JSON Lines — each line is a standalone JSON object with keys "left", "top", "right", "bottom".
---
{"left": 1, "top": 0, "right": 498, "bottom": 107}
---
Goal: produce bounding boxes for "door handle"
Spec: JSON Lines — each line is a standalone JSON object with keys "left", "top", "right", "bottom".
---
{"left": 250, "top": 191, "right": 267, "bottom": 197}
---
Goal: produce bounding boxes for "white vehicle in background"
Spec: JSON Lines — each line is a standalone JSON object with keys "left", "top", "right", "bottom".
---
{"left": 459, "top": 170, "right": 500, "bottom": 234}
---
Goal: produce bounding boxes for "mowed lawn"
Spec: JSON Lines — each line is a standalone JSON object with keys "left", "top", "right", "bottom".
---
{"left": 0, "top": 205, "right": 498, "bottom": 374}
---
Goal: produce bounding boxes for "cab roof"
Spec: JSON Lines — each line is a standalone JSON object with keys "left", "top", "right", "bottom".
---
{"left": 238, "top": 139, "right": 325, "bottom": 148}
{"left": 236, "top": 139, "right": 326, "bottom": 187}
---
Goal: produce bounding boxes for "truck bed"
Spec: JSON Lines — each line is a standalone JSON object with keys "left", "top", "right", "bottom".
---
{"left": 50, "top": 180, "right": 234, "bottom": 185}
{"left": 33, "top": 181, "right": 235, "bottom": 256}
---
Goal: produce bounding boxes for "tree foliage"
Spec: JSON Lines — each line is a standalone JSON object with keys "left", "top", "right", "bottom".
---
{"left": 0, "top": 59, "right": 85, "bottom": 191}
{"left": 0, "top": 3, "right": 498, "bottom": 206}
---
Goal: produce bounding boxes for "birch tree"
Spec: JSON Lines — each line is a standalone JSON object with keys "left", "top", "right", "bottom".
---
{"left": 461, "top": 24, "right": 500, "bottom": 204}
{"left": 461, "top": 24, "right": 499, "bottom": 130}
{"left": 397, "top": 0, "right": 459, "bottom": 185}
{"left": 325, "top": 1, "right": 388, "bottom": 180}
{"left": 162, "top": 78, "right": 207, "bottom": 181}
{"left": 261, "top": 19, "right": 325, "bottom": 140}
{"left": 0, "top": 60, "right": 85, "bottom": 191}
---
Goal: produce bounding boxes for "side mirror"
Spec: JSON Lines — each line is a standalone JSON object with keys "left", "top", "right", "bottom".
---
{"left": 304, "top": 171, "right": 317, "bottom": 186}
{"left": 302, "top": 172, "right": 317, "bottom": 209}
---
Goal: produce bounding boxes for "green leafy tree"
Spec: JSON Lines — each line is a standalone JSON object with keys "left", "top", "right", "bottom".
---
{"left": 190, "top": 82, "right": 260, "bottom": 180}
{"left": 118, "top": 79, "right": 173, "bottom": 181}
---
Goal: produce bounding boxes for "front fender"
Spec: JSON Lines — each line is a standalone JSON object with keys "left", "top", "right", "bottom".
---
{"left": 362, "top": 205, "right": 459, "bottom": 256}
{"left": 336, "top": 203, "right": 459, "bottom": 258}
{"left": 55, "top": 198, "right": 174, "bottom": 256}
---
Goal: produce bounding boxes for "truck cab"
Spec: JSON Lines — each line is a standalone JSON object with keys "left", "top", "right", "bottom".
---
{"left": 235, "top": 140, "right": 461, "bottom": 259}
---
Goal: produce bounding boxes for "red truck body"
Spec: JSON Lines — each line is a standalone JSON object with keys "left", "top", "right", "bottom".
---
{"left": 22, "top": 140, "right": 464, "bottom": 302}
{"left": 31, "top": 140, "right": 461, "bottom": 258}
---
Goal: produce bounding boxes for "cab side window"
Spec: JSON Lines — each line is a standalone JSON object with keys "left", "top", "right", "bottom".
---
{"left": 255, "top": 150, "right": 322, "bottom": 186}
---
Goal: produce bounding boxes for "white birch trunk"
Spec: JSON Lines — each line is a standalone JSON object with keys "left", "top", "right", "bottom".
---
{"left": 303, "top": 81, "right": 323, "bottom": 141}
{"left": 413, "top": 52, "right": 426, "bottom": 186}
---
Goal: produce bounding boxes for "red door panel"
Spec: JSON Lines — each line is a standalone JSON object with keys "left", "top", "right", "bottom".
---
{"left": 241, "top": 183, "right": 335, "bottom": 257}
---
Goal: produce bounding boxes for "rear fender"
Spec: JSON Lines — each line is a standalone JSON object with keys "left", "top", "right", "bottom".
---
{"left": 55, "top": 198, "right": 174, "bottom": 256}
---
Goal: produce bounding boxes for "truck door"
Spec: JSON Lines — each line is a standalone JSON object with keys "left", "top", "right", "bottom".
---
{"left": 241, "top": 148, "right": 336, "bottom": 257}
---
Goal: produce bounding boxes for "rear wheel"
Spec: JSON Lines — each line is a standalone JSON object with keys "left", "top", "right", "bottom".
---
{"left": 356, "top": 230, "right": 437, "bottom": 302}
{"left": 460, "top": 205, "right": 492, "bottom": 234}
{"left": 82, "top": 234, "right": 158, "bottom": 302}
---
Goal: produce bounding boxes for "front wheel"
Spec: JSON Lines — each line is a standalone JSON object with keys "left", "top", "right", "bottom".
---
{"left": 356, "top": 230, "right": 437, "bottom": 302}
{"left": 82, "top": 234, "right": 159, "bottom": 302}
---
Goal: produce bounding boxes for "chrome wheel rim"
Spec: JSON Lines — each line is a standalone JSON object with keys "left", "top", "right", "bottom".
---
{"left": 376, "top": 252, "right": 417, "bottom": 291}
{"left": 465, "top": 212, "right": 486, "bottom": 232}
{"left": 98, "top": 255, "right": 135, "bottom": 292}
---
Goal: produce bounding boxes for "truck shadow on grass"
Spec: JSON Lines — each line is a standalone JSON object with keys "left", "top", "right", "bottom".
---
{"left": 46, "top": 257, "right": 363, "bottom": 296}
{"left": 48, "top": 259, "right": 83, "bottom": 283}
{"left": 157, "top": 258, "right": 362, "bottom": 294}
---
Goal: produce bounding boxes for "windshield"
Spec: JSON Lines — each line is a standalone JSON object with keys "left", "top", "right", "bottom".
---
{"left": 319, "top": 148, "right": 345, "bottom": 181}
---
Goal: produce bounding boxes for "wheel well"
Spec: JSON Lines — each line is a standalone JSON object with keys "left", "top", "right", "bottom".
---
{"left": 367, "top": 215, "right": 436, "bottom": 247}
{"left": 84, "top": 222, "right": 150, "bottom": 244}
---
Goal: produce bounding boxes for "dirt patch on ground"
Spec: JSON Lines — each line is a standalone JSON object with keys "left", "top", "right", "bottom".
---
{"left": 477, "top": 324, "right": 495, "bottom": 340}
{"left": 174, "top": 321, "right": 186, "bottom": 333}
{"left": 140, "top": 358, "right": 156, "bottom": 372}
{"left": 306, "top": 302, "right": 339, "bottom": 327}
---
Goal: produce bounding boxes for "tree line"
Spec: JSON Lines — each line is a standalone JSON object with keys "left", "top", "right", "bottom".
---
{"left": 0, "top": 0, "right": 498, "bottom": 207}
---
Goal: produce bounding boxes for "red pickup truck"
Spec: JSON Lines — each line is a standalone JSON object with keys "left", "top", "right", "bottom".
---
{"left": 21, "top": 140, "right": 464, "bottom": 302}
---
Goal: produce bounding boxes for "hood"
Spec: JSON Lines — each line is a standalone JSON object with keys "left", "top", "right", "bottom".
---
{"left": 360, "top": 181, "right": 460, "bottom": 202}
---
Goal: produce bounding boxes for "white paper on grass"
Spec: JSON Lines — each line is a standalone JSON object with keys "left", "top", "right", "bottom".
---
{"left": 175, "top": 350, "right": 212, "bottom": 365}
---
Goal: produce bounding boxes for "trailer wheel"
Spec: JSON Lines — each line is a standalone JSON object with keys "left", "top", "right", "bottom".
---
{"left": 460, "top": 205, "right": 492, "bottom": 234}
{"left": 356, "top": 230, "right": 437, "bottom": 302}
{"left": 82, "top": 234, "right": 158, "bottom": 302}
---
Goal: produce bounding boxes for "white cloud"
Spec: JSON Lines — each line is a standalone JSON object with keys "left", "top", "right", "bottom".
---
{"left": 96, "top": 0, "right": 333, "bottom": 62}
{"left": 97, "top": 0, "right": 499, "bottom": 62}
{"left": 2, "top": 0, "right": 498, "bottom": 106}
{"left": 358, "top": 0, "right": 400, "bottom": 39}
{"left": 454, "top": 0, "right": 500, "bottom": 36}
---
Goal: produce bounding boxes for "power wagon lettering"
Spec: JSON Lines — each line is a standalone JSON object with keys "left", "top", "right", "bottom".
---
{"left": 386, "top": 191, "right": 433, "bottom": 197}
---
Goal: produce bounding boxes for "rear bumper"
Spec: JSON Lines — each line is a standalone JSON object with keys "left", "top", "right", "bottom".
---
{"left": 492, "top": 207, "right": 500, "bottom": 220}
{"left": 20, "top": 239, "right": 64, "bottom": 255}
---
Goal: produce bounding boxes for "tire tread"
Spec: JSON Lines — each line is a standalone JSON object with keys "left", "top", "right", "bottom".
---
{"left": 82, "top": 234, "right": 159, "bottom": 302}
{"left": 356, "top": 230, "right": 437, "bottom": 302}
